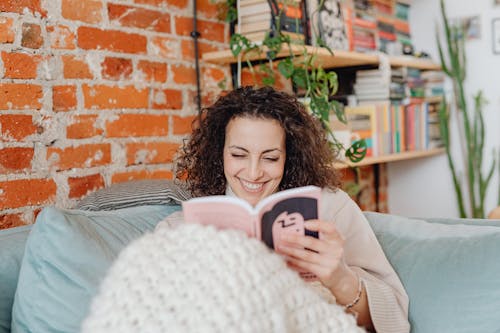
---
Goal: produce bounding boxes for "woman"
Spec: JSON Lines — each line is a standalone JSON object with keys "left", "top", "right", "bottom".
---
{"left": 157, "top": 86, "right": 410, "bottom": 332}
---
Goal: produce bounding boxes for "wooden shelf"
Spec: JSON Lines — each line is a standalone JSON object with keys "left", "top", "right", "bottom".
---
{"left": 334, "top": 148, "right": 445, "bottom": 169}
{"left": 202, "top": 45, "right": 442, "bottom": 70}
{"left": 202, "top": 44, "right": 307, "bottom": 65}
{"left": 423, "top": 96, "right": 444, "bottom": 104}
{"left": 203, "top": 45, "right": 444, "bottom": 168}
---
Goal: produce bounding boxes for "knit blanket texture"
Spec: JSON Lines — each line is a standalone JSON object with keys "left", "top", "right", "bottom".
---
{"left": 82, "top": 223, "right": 365, "bottom": 333}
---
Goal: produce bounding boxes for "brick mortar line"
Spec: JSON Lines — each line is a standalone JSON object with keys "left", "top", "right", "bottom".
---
{"left": 0, "top": 80, "right": 203, "bottom": 95}
{"left": 0, "top": 161, "right": 177, "bottom": 182}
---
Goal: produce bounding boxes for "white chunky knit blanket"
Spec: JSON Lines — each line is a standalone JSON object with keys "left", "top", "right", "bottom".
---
{"left": 82, "top": 223, "right": 365, "bottom": 333}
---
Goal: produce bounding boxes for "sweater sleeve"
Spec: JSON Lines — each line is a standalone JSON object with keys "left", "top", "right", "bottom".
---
{"left": 320, "top": 189, "right": 410, "bottom": 333}
{"left": 155, "top": 210, "right": 184, "bottom": 231}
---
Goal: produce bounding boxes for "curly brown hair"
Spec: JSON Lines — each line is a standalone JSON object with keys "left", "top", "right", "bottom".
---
{"left": 176, "top": 86, "right": 341, "bottom": 197}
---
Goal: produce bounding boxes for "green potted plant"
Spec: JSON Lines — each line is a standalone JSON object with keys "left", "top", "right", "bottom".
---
{"left": 436, "top": 0, "right": 499, "bottom": 218}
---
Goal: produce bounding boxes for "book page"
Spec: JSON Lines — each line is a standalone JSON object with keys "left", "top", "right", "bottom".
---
{"left": 256, "top": 186, "right": 321, "bottom": 281}
{"left": 256, "top": 186, "right": 320, "bottom": 249}
{"left": 182, "top": 196, "right": 256, "bottom": 237}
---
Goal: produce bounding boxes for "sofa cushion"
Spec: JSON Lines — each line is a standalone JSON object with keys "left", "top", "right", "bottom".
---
{"left": 75, "top": 179, "right": 191, "bottom": 211}
{"left": 364, "top": 212, "right": 500, "bottom": 333}
{"left": 0, "top": 225, "right": 31, "bottom": 333}
{"left": 11, "top": 204, "right": 181, "bottom": 333}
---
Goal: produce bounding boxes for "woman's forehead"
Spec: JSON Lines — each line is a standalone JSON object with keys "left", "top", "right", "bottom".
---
{"left": 225, "top": 117, "right": 285, "bottom": 149}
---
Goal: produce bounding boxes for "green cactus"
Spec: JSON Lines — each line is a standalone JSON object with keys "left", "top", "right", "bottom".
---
{"left": 436, "top": 0, "right": 497, "bottom": 218}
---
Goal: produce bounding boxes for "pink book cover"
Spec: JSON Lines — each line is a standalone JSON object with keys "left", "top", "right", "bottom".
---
{"left": 182, "top": 185, "right": 321, "bottom": 280}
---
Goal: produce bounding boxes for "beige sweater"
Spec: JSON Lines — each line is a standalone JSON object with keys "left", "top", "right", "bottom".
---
{"left": 156, "top": 187, "right": 410, "bottom": 333}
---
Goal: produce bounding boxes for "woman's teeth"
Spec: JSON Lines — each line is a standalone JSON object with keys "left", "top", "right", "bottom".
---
{"left": 241, "top": 180, "right": 263, "bottom": 192}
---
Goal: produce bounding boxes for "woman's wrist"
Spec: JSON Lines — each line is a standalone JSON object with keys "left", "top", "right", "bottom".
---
{"left": 343, "top": 275, "right": 363, "bottom": 310}
{"left": 326, "top": 266, "right": 361, "bottom": 309}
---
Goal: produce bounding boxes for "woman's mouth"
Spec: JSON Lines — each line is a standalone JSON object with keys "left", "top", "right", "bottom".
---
{"left": 240, "top": 179, "right": 264, "bottom": 192}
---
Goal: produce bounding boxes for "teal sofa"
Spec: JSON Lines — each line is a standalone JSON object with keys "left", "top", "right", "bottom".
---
{"left": 1, "top": 181, "right": 500, "bottom": 333}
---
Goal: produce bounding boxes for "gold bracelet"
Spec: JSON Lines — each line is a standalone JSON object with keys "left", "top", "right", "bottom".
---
{"left": 344, "top": 276, "right": 363, "bottom": 310}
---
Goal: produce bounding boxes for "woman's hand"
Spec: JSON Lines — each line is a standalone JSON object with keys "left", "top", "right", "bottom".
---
{"left": 278, "top": 219, "right": 374, "bottom": 330}
{"left": 278, "top": 219, "right": 354, "bottom": 291}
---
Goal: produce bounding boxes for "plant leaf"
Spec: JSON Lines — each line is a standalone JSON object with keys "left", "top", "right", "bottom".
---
{"left": 345, "top": 139, "right": 367, "bottom": 163}
{"left": 292, "top": 67, "right": 308, "bottom": 89}
{"left": 277, "top": 58, "right": 294, "bottom": 78}
{"left": 310, "top": 95, "right": 330, "bottom": 122}
{"left": 229, "top": 34, "right": 250, "bottom": 57}
{"left": 330, "top": 100, "right": 346, "bottom": 123}
{"left": 259, "top": 63, "right": 275, "bottom": 86}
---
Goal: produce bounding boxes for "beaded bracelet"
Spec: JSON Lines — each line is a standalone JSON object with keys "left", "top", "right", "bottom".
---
{"left": 344, "top": 276, "right": 363, "bottom": 310}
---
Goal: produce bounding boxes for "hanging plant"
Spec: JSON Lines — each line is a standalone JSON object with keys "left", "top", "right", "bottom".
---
{"left": 220, "top": 0, "right": 367, "bottom": 163}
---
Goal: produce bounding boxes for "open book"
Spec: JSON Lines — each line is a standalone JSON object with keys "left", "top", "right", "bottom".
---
{"left": 182, "top": 185, "right": 322, "bottom": 280}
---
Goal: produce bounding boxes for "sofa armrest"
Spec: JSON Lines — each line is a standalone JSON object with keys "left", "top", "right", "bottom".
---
{"left": 364, "top": 212, "right": 500, "bottom": 333}
{"left": 0, "top": 225, "right": 32, "bottom": 333}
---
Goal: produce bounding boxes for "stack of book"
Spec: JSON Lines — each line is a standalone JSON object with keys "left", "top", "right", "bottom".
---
{"left": 394, "top": 0, "right": 412, "bottom": 53}
{"left": 372, "top": 0, "right": 397, "bottom": 54}
{"left": 307, "top": 0, "right": 418, "bottom": 56}
{"left": 237, "top": 0, "right": 305, "bottom": 42}
{"left": 425, "top": 101, "right": 444, "bottom": 149}
{"left": 347, "top": 64, "right": 444, "bottom": 156}
{"left": 421, "top": 70, "right": 445, "bottom": 97}
{"left": 353, "top": 68, "right": 406, "bottom": 102}
{"left": 348, "top": 0, "right": 378, "bottom": 52}
{"left": 345, "top": 98, "right": 442, "bottom": 158}
{"left": 344, "top": 104, "right": 379, "bottom": 157}
{"left": 406, "top": 68, "right": 425, "bottom": 98}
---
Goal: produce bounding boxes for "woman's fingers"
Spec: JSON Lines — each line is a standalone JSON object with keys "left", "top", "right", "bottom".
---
{"left": 304, "top": 220, "right": 344, "bottom": 243}
{"left": 278, "top": 220, "right": 345, "bottom": 275}
{"left": 280, "top": 220, "right": 344, "bottom": 249}
{"left": 279, "top": 243, "right": 323, "bottom": 265}
{"left": 285, "top": 255, "right": 320, "bottom": 273}
{"left": 280, "top": 232, "right": 326, "bottom": 252}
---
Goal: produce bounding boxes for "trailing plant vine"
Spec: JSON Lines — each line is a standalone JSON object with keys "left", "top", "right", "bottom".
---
{"left": 221, "top": 0, "right": 367, "bottom": 164}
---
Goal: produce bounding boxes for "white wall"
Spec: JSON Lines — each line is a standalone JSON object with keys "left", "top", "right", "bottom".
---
{"left": 388, "top": 0, "right": 500, "bottom": 218}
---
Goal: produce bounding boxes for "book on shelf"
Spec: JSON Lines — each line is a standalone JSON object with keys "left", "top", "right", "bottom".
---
{"left": 354, "top": 68, "right": 407, "bottom": 102}
{"left": 239, "top": 0, "right": 269, "bottom": 6}
{"left": 182, "top": 185, "right": 321, "bottom": 280}
{"left": 345, "top": 104, "right": 379, "bottom": 157}
{"left": 372, "top": 0, "right": 394, "bottom": 16}
{"left": 394, "top": 0, "right": 411, "bottom": 51}
{"left": 239, "top": 1, "right": 272, "bottom": 17}
{"left": 395, "top": 1, "right": 410, "bottom": 21}
{"left": 425, "top": 100, "right": 444, "bottom": 148}
{"left": 239, "top": 19, "right": 273, "bottom": 33}
{"left": 421, "top": 70, "right": 445, "bottom": 97}
{"left": 376, "top": 14, "right": 397, "bottom": 53}
{"left": 242, "top": 30, "right": 305, "bottom": 42}
{"left": 238, "top": 0, "right": 302, "bottom": 20}
{"left": 349, "top": 97, "right": 444, "bottom": 156}
{"left": 317, "top": 0, "right": 350, "bottom": 50}
{"left": 240, "top": 12, "right": 271, "bottom": 24}
{"left": 280, "top": 14, "right": 305, "bottom": 33}
{"left": 404, "top": 98, "right": 445, "bottom": 151}
{"left": 236, "top": 0, "right": 305, "bottom": 41}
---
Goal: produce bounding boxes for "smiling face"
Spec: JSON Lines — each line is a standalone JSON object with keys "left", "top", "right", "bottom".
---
{"left": 223, "top": 116, "right": 286, "bottom": 206}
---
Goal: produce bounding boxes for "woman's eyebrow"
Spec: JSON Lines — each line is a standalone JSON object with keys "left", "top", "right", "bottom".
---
{"left": 228, "top": 146, "right": 283, "bottom": 153}
{"left": 228, "top": 145, "right": 249, "bottom": 152}
{"left": 262, "top": 148, "right": 283, "bottom": 153}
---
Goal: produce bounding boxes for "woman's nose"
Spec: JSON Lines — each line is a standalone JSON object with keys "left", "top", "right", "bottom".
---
{"left": 248, "top": 159, "right": 263, "bottom": 180}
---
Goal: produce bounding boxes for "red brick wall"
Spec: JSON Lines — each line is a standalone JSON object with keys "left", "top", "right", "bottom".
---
{"left": 341, "top": 164, "right": 389, "bottom": 213}
{"left": 0, "top": 0, "right": 229, "bottom": 229}
{"left": 0, "top": 0, "right": 384, "bottom": 230}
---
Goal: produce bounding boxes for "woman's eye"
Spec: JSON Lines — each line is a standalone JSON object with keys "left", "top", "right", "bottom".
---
{"left": 264, "top": 157, "right": 279, "bottom": 162}
{"left": 231, "top": 154, "right": 246, "bottom": 158}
